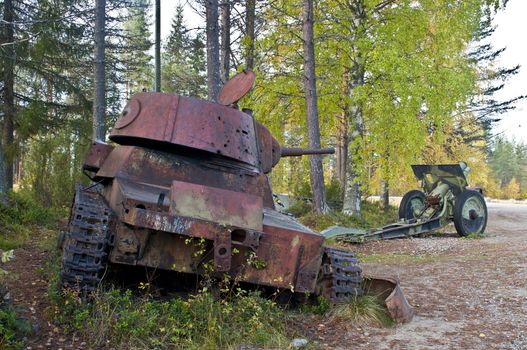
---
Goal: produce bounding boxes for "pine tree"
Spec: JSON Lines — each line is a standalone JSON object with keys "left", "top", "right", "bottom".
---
{"left": 122, "top": 0, "right": 154, "bottom": 96}
{"left": 162, "top": 5, "right": 206, "bottom": 97}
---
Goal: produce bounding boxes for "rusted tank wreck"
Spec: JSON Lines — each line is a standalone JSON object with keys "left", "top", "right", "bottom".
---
{"left": 58, "top": 71, "right": 412, "bottom": 323}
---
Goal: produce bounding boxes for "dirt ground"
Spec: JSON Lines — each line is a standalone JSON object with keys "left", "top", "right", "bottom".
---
{"left": 3, "top": 202, "right": 527, "bottom": 349}
{"left": 314, "top": 202, "right": 527, "bottom": 349}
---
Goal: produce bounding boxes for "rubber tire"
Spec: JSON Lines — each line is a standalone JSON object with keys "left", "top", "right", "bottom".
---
{"left": 398, "top": 190, "right": 426, "bottom": 220}
{"left": 453, "top": 190, "right": 488, "bottom": 237}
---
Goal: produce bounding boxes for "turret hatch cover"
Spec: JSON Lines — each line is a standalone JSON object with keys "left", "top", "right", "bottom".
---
{"left": 218, "top": 70, "right": 256, "bottom": 106}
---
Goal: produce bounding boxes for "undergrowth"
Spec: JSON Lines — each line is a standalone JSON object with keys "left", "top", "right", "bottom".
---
{"left": 50, "top": 288, "right": 290, "bottom": 350}
{"left": 0, "top": 305, "right": 31, "bottom": 350}
{"left": 288, "top": 200, "right": 398, "bottom": 232}
{"left": 0, "top": 190, "right": 65, "bottom": 250}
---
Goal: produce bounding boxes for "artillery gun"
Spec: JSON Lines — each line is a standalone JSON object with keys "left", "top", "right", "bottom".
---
{"left": 323, "top": 162, "right": 488, "bottom": 242}
{"left": 58, "top": 71, "right": 413, "bottom": 323}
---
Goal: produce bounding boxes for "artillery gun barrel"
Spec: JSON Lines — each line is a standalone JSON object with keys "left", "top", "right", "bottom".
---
{"left": 280, "top": 147, "right": 335, "bottom": 157}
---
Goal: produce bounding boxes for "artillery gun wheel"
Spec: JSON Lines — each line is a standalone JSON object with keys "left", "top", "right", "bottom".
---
{"left": 453, "top": 190, "right": 487, "bottom": 237}
{"left": 398, "top": 190, "right": 426, "bottom": 220}
{"left": 59, "top": 187, "right": 114, "bottom": 295}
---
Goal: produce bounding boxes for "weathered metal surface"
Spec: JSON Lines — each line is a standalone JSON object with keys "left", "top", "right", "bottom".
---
{"left": 325, "top": 162, "right": 484, "bottom": 242}
{"left": 96, "top": 147, "right": 275, "bottom": 209}
{"left": 218, "top": 70, "right": 255, "bottom": 106}
{"left": 255, "top": 122, "right": 281, "bottom": 173}
{"left": 363, "top": 276, "right": 414, "bottom": 324}
{"left": 115, "top": 98, "right": 141, "bottom": 129}
{"left": 110, "top": 93, "right": 260, "bottom": 167}
{"left": 83, "top": 141, "right": 114, "bottom": 172}
{"left": 281, "top": 147, "right": 335, "bottom": 157}
{"left": 170, "top": 180, "right": 263, "bottom": 231}
{"left": 412, "top": 164, "right": 468, "bottom": 196}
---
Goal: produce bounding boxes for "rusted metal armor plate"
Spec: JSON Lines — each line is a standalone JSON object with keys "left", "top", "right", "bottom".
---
{"left": 218, "top": 70, "right": 255, "bottom": 106}
{"left": 363, "top": 276, "right": 414, "bottom": 324}
{"left": 83, "top": 141, "right": 114, "bottom": 172}
{"left": 170, "top": 180, "right": 263, "bottom": 231}
{"left": 110, "top": 93, "right": 259, "bottom": 167}
{"left": 256, "top": 123, "right": 281, "bottom": 173}
{"left": 96, "top": 146, "right": 275, "bottom": 209}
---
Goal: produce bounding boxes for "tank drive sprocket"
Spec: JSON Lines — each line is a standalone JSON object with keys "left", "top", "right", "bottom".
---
{"left": 316, "top": 247, "right": 363, "bottom": 302}
{"left": 60, "top": 186, "right": 114, "bottom": 293}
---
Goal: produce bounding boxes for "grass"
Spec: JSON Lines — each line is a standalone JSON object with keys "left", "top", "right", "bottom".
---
{"left": 49, "top": 284, "right": 396, "bottom": 350}
{"left": 328, "top": 295, "right": 394, "bottom": 328}
{"left": 460, "top": 232, "right": 486, "bottom": 240}
{"left": 50, "top": 287, "right": 291, "bottom": 350}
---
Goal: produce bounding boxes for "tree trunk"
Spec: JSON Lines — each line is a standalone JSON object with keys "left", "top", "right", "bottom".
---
{"left": 342, "top": 0, "right": 366, "bottom": 217}
{"left": 302, "top": 0, "right": 328, "bottom": 214}
{"left": 93, "top": 0, "right": 106, "bottom": 141}
{"left": 245, "top": 0, "right": 255, "bottom": 70}
{"left": 342, "top": 104, "right": 363, "bottom": 216}
{"left": 335, "top": 68, "right": 350, "bottom": 187}
{"left": 1, "top": 0, "right": 15, "bottom": 192}
{"left": 206, "top": 0, "right": 221, "bottom": 101}
{"left": 154, "top": 0, "right": 161, "bottom": 92}
{"left": 342, "top": 60, "right": 365, "bottom": 216}
{"left": 220, "top": 0, "right": 230, "bottom": 84}
{"left": 0, "top": 142, "right": 6, "bottom": 202}
{"left": 380, "top": 179, "right": 389, "bottom": 212}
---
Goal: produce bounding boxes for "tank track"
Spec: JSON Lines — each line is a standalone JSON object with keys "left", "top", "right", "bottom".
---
{"left": 60, "top": 187, "right": 114, "bottom": 293}
{"left": 318, "top": 247, "right": 363, "bottom": 302}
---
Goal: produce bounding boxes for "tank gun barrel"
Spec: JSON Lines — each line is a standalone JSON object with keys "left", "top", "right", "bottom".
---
{"left": 280, "top": 147, "right": 335, "bottom": 157}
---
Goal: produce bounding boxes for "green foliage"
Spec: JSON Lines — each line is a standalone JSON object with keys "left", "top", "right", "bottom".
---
{"left": 488, "top": 137, "right": 527, "bottom": 198}
{"left": 0, "top": 190, "right": 63, "bottom": 250}
{"left": 52, "top": 288, "right": 289, "bottom": 350}
{"left": 300, "top": 296, "right": 330, "bottom": 315}
{"left": 0, "top": 305, "right": 31, "bottom": 350}
{"left": 161, "top": 5, "right": 206, "bottom": 97}
{"left": 122, "top": 0, "right": 154, "bottom": 95}
{"left": 291, "top": 200, "right": 398, "bottom": 232}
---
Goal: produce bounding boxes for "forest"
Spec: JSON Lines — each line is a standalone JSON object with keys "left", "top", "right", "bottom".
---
{"left": 0, "top": 0, "right": 525, "bottom": 214}
{"left": 0, "top": 0, "right": 526, "bottom": 349}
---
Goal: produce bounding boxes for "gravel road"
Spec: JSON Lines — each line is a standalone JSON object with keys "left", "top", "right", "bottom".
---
{"left": 325, "top": 201, "right": 527, "bottom": 349}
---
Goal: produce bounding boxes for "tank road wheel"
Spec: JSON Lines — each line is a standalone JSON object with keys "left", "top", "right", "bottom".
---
{"left": 60, "top": 188, "right": 114, "bottom": 295}
{"left": 398, "top": 190, "right": 426, "bottom": 220}
{"left": 315, "top": 247, "right": 363, "bottom": 302}
{"left": 453, "top": 190, "right": 488, "bottom": 237}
